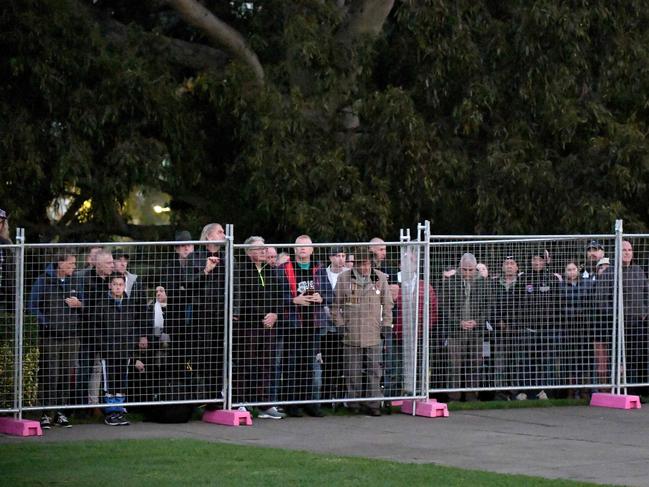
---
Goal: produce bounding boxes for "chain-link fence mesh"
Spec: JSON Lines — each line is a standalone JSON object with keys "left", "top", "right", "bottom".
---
{"left": 430, "top": 236, "right": 618, "bottom": 400}
{"left": 21, "top": 239, "right": 227, "bottom": 426}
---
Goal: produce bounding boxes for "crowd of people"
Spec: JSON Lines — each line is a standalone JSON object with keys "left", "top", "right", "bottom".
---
{"left": 434, "top": 240, "right": 648, "bottom": 402}
{"left": 0, "top": 209, "right": 647, "bottom": 429}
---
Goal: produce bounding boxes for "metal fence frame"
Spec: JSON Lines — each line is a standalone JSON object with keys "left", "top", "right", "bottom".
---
{"left": 2, "top": 219, "right": 648, "bottom": 419}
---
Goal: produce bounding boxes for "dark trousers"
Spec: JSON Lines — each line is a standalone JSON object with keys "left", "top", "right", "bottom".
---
{"left": 38, "top": 336, "right": 78, "bottom": 407}
{"left": 285, "top": 326, "right": 317, "bottom": 404}
{"left": 232, "top": 327, "right": 274, "bottom": 405}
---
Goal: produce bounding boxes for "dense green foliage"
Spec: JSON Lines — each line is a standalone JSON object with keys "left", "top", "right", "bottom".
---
{"left": 2, "top": 0, "right": 649, "bottom": 242}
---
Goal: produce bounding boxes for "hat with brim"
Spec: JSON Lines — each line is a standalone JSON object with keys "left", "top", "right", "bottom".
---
{"left": 175, "top": 230, "right": 192, "bottom": 242}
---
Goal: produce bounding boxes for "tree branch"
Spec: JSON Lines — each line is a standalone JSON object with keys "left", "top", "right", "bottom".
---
{"left": 337, "top": 0, "right": 395, "bottom": 42}
{"left": 165, "top": 0, "right": 264, "bottom": 86}
{"left": 98, "top": 15, "right": 230, "bottom": 73}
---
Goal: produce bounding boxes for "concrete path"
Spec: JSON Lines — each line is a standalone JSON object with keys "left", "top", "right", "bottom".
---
{"left": 2, "top": 405, "right": 646, "bottom": 486}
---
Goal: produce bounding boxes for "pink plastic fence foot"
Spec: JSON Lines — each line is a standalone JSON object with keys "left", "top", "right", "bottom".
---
{"left": 202, "top": 409, "right": 253, "bottom": 426}
{"left": 590, "top": 392, "right": 641, "bottom": 410}
{"left": 391, "top": 400, "right": 404, "bottom": 407}
{"left": 0, "top": 417, "right": 42, "bottom": 437}
{"left": 400, "top": 399, "right": 449, "bottom": 418}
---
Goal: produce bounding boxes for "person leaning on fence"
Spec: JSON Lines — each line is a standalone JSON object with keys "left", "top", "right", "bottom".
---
{"left": 333, "top": 246, "right": 393, "bottom": 416}
{"left": 279, "top": 235, "right": 332, "bottom": 418}
{"left": 440, "top": 252, "right": 490, "bottom": 402}
{"left": 95, "top": 272, "right": 148, "bottom": 426}
{"left": 27, "top": 250, "right": 83, "bottom": 429}
{"left": 233, "top": 236, "right": 284, "bottom": 419}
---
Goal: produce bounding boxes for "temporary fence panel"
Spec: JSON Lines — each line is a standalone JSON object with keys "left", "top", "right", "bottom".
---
{"left": 429, "top": 235, "right": 618, "bottom": 400}
{"left": 229, "top": 239, "right": 428, "bottom": 416}
{"left": 617, "top": 233, "right": 649, "bottom": 394}
{"left": 7, "top": 223, "right": 649, "bottom": 421}
{"left": 0, "top": 240, "right": 19, "bottom": 413}
{"left": 20, "top": 239, "right": 228, "bottom": 419}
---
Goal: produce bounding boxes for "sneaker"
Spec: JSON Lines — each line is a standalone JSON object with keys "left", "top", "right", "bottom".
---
{"left": 55, "top": 412, "right": 71, "bottom": 428}
{"left": 257, "top": 407, "right": 285, "bottom": 419}
{"left": 40, "top": 414, "right": 52, "bottom": 430}
{"left": 514, "top": 392, "right": 528, "bottom": 401}
{"left": 115, "top": 413, "right": 130, "bottom": 426}
{"left": 104, "top": 413, "right": 122, "bottom": 426}
{"left": 536, "top": 390, "right": 549, "bottom": 400}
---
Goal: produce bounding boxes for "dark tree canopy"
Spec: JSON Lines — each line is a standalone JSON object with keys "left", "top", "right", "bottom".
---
{"left": 2, "top": 0, "right": 649, "bottom": 243}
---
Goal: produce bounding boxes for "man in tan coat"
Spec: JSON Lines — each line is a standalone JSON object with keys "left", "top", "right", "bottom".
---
{"left": 333, "top": 247, "right": 393, "bottom": 416}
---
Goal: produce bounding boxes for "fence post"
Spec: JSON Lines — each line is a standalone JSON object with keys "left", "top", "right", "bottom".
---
{"left": 399, "top": 228, "right": 417, "bottom": 398}
{"left": 14, "top": 228, "right": 25, "bottom": 420}
{"left": 613, "top": 219, "right": 624, "bottom": 394}
{"left": 420, "top": 220, "right": 431, "bottom": 397}
{"left": 224, "top": 224, "right": 234, "bottom": 411}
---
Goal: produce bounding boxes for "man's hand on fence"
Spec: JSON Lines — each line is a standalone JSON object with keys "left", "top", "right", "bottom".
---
{"left": 460, "top": 320, "right": 477, "bottom": 331}
{"left": 64, "top": 297, "right": 82, "bottom": 308}
{"left": 263, "top": 312, "right": 278, "bottom": 328}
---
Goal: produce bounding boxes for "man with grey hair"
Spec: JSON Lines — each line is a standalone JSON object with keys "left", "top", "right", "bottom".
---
{"left": 440, "top": 252, "right": 490, "bottom": 401}
{"left": 233, "top": 236, "right": 284, "bottom": 418}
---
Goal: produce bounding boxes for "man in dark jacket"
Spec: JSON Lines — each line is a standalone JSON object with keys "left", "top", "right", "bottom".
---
{"left": 187, "top": 223, "right": 228, "bottom": 400}
{"left": 233, "top": 236, "right": 284, "bottom": 419}
{"left": 521, "top": 250, "right": 560, "bottom": 399}
{"left": 77, "top": 248, "right": 114, "bottom": 408}
{"left": 489, "top": 254, "right": 526, "bottom": 399}
{"left": 28, "top": 250, "right": 82, "bottom": 428}
{"left": 621, "top": 240, "right": 649, "bottom": 394}
{"left": 157, "top": 231, "right": 196, "bottom": 397}
{"left": 279, "top": 234, "right": 332, "bottom": 417}
{"left": 440, "top": 252, "right": 489, "bottom": 401}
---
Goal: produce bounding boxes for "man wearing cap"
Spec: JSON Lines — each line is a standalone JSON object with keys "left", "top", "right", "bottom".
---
{"left": 0, "top": 208, "right": 14, "bottom": 313}
{"left": 333, "top": 247, "right": 393, "bottom": 415}
{"left": 522, "top": 249, "right": 561, "bottom": 399}
{"left": 490, "top": 253, "right": 526, "bottom": 399}
{"left": 583, "top": 240, "right": 605, "bottom": 281}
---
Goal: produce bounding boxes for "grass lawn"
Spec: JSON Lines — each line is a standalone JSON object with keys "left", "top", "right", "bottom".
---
{"left": 1, "top": 439, "right": 611, "bottom": 486}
